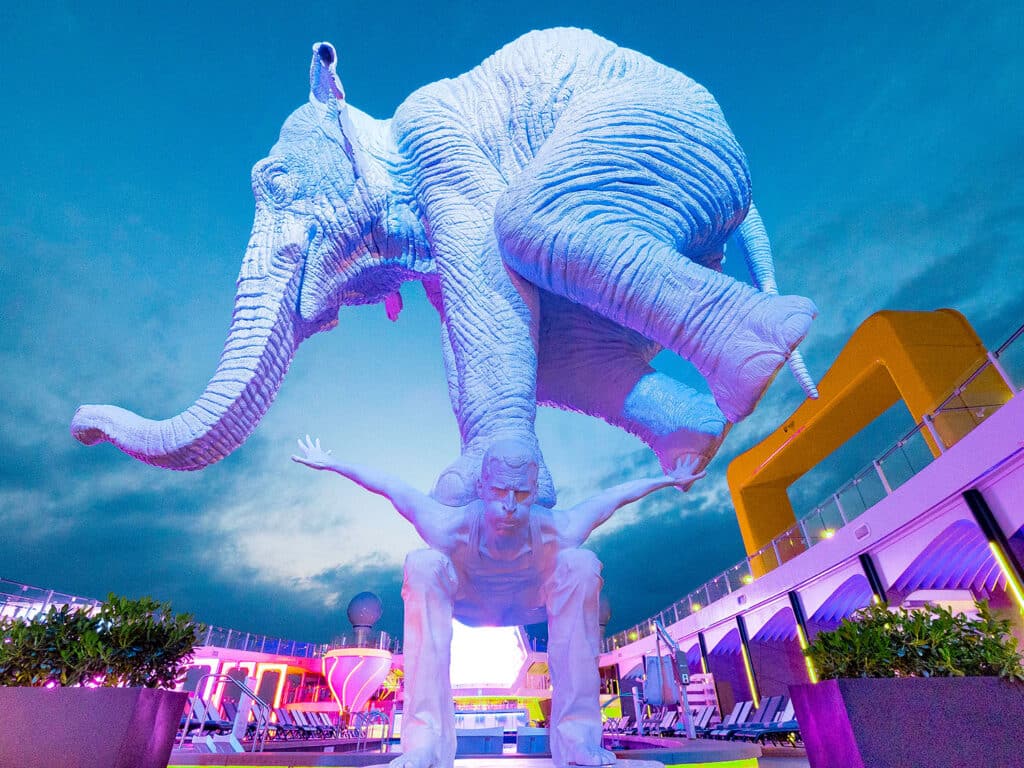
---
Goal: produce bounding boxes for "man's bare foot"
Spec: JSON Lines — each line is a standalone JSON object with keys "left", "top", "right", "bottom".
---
{"left": 566, "top": 743, "right": 617, "bottom": 766}
{"left": 706, "top": 293, "right": 817, "bottom": 422}
{"left": 389, "top": 746, "right": 440, "bottom": 768}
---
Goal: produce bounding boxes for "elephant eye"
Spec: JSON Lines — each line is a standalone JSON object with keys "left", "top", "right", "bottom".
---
{"left": 253, "top": 160, "right": 296, "bottom": 205}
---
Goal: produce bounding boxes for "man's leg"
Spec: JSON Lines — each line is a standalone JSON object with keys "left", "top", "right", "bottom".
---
{"left": 544, "top": 549, "right": 615, "bottom": 767}
{"left": 392, "top": 549, "right": 459, "bottom": 768}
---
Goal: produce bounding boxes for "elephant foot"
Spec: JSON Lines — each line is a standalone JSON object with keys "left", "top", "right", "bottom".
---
{"left": 651, "top": 406, "right": 730, "bottom": 487}
{"left": 707, "top": 293, "right": 817, "bottom": 423}
{"left": 432, "top": 453, "right": 481, "bottom": 507}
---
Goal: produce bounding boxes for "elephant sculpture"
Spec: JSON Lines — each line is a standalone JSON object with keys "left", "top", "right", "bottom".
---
{"left": 72, "top": 27, "right": 817, "bottom": 506}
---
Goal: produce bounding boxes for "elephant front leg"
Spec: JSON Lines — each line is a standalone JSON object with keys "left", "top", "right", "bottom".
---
{"left": 401, "top": 122, "right": 551, "bottom": 504}
{"left": 429, "top": 213, "right": 553, "bottom": 505}
{"left": 536, "top": 292, "right": 729, "bottom": 475}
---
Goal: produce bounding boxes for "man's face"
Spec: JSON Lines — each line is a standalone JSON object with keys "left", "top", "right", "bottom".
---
{"left": 479, "top": 460, "right": 537, "bottom": 538}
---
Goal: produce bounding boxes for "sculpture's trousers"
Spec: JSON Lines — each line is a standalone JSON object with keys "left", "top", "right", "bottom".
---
{"left": 400, "top": 548, "right": 604, "bottom": 768}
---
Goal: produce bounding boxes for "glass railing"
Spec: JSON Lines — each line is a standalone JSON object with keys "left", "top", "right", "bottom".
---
{"left": 0, "top": 577, "right": 399, "bottom": 658}
{"left": 602, "top": 322, "right": 1022, "bottom": 652}
{"left": 325, "top": 631, "right": 400, "bottom": 653}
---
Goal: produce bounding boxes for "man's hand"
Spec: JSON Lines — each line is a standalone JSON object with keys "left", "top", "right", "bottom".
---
{"left": 291, "top": 435, "right": 335, "bottom": 471}
{"left": 668, "top": 455, "right": 707, "bottom": 492}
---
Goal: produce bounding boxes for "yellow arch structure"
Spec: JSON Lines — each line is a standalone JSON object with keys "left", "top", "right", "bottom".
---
{"left": 727, "top": 309, "right": 1012, "bottom": 569}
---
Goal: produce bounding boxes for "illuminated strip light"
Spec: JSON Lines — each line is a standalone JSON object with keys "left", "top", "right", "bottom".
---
{"left": 697, "top": 633, "right": 710, "bottom": 676}
{"left": 738, "top": 642, "right": 759, "bottom": 709}
{"left": 964, "top": 489, "right": 1024, "bottom": 615}
{"left": 793, "top": 623, "right": 819, "bottom": 684}
{"left": 214, "top": 662, "right": 256, "bottom": 710}
{"left": 254, "top": 663, "right": 289, "bottom": 709}
{"left": 735, "top": 616, "right": 760, "bottom": 709}
{"left": 990, "top": 543, "right": 1024, "bottom": 614}
{"left": 787, "top": 591, "right": 819, "bottom": 684}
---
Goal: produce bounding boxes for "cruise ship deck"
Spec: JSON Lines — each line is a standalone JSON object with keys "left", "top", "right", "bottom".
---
{"left": 4, "top": 310, "right": 1023, "bottom": 767}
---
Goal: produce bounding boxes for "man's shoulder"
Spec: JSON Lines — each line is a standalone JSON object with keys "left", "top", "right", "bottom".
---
{"left": 530, "top": 506, "right": 563, "bottom": 540}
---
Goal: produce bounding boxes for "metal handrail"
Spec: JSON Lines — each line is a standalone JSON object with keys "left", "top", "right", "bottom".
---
{"left": 350, "top": 710, "right": 391, "bottom": 752}
{"left": 177, "top": 673, "right": 272, "bottom": 752}
{"left": 603, "top": 320, "right": 1024, "bottom": 652}
{"left": 652, "top": 620, "right": 695, "bottom": 739}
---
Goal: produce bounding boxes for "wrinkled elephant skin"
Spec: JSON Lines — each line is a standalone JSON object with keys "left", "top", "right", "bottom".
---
{"left": 71, "top": 28, "right": 818, "bottom": 506}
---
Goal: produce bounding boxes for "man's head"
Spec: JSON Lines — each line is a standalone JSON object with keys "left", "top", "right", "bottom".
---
{"left": 477, "top": 439, "right": 539, "bottom": 537}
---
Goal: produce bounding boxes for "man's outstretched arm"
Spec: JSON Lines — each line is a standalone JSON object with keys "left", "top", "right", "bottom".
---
{"left": 558, "top": 456, "right": 706, "bottom": 547}
{"left": 292, "top": 436, "right": 460, "bottom": 550}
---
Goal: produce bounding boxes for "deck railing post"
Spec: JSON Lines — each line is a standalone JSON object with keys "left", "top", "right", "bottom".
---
{"left": 988, "top": 351, "right": 1017, "bottom": 392}
{"left": 833, "top": 493, "right": 848, "bottom": 524}
{"left": 873, "top": 459, "right": 893, "bottom": 495}
{"left": 923, "top": 413, "right": 946, "bottom": 453}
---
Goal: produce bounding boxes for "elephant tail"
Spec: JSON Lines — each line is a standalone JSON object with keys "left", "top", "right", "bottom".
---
{"left": 736, "top": 202, "right": 819, "bottom": 400}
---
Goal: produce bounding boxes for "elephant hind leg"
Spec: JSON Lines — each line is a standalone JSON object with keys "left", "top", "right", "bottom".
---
{"left": 516, "top": 219, "right": 814, "bottom": 422}
{"left": 495, "top": 90, "right": 816, "bottom": 421}
{"left": 497, "top": 178, "right": 815, "bottom": 423}
{"left": 536, "top": 292, "right": 728, "bottom": 471}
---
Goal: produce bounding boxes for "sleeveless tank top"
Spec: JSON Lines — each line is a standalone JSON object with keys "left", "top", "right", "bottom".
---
{"left": 452, "top": 511, "right": 554, "bottom": 627}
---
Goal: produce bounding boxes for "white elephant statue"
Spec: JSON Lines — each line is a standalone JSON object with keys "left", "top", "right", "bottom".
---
{"left": 72, "top": 28, "right": 817, "bottom": 506}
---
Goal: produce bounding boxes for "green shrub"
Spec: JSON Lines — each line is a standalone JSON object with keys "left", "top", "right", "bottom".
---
{"left": 0, "top": 593, "right": 203, "bottom": 688}
{"left": 806, "top": 600, "right": 1024, "bottom": 681}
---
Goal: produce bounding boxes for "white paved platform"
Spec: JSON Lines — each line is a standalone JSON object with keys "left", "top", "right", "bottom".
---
{"left": 171, "top": 746, "right": 762, "bottom": 767}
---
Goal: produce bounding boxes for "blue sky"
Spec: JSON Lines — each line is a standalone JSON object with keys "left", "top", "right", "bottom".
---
{"left": 1, "top": 1, "right": 1021, "bottom": 641}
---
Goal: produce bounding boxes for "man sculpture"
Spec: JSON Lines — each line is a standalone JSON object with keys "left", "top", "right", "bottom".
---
{"left": 294, "top": 436, "right": 705, "bottom": 768}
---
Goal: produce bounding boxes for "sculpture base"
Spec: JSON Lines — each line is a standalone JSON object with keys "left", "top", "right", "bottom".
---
{"left": 169, "top": 745, "right": 761, "bottom": 766}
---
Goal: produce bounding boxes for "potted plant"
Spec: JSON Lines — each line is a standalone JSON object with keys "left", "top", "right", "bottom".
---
{"left": 0, "top": 593, "right": 202, "bottom": 768}
{"left": 790, "top": 600, "right": 1024, "bottom": 768}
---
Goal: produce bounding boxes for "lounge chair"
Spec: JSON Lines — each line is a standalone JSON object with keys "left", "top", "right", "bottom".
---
{"left": 713, "top": 695, "right": 785, "bottom": 740}
{"left": 708, "top": 698, "right": 767, "bottom": 739}
{"left": 749, "top": 701, "right": 800, "bottom": 745}
{"left": 656, "top": 710, "right": 678, "bottom": 735}
{"left": 732, "top": 699, "right": 793, "bottom": 741}
{"left": 179, "top": 696, "right": 233, "bottom": 737}
{"left": 697, "top": 701, "right": 749, "bottom": 738}
{"left": 273, "top": 708, "right": 312, "bottom": 739}
{"left": 665, "top": 704, "right": 714, "bottom": 736}
{"left": 292, "top": 709, "right": 333, "bottom": 738}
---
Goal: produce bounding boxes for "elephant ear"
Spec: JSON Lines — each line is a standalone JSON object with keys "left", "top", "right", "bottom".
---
{"left": 310, "top": 42, "right": 346, "bottom": 103}
{"left": 309, "top": 41, "right": 367, "bottom": 180}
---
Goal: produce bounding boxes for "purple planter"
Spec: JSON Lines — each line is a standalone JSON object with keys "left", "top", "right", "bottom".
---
{"left": 790, "top": 677, "right": 1024, "bottom": 768}
{"left": 0, "top": 687, "right": 189, "bottom": 768}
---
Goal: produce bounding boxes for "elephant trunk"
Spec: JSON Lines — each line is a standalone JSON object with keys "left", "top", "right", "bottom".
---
{"left": 71, "top": 266, "right": 302, "bottom": 470}
{"left": 736, "top": 203, "right": 819, "bottom": 400}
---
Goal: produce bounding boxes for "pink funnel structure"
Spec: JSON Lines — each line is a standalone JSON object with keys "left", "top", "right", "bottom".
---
{"left": 323, "top": 647, "right": 393, "bottom": 714}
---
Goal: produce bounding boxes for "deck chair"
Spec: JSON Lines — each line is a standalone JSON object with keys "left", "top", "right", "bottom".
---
{"left": 666, "top": 705, "right": 712, "bottom": 736}
{"left": 695, "top": 705, "right": 717, "bottom": 730}
{"left": 715, "top": 695, "right": 784, "bottom": 740}
{"left": 698, "top": 700, "right": 749, "bottom": 738}
{"left": 180, "top": 696, "right": 233, "bottom": 736}
{"left": 656, "top": 710, "right": 678, "bottom": 735}
{"left": 751, "top": 701, "right": 801, "bottom": 745}
{"left": 273, "top": 708, "right": 311, "bottom": 739}
{"left": 313, "top": 711, "right": 340, "bottom": 737}
{"left": 708, "top": 698, "right": 764, "bottom": 739}
{"left": 293, "top": 709, "right": 332, "bottom": 738}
